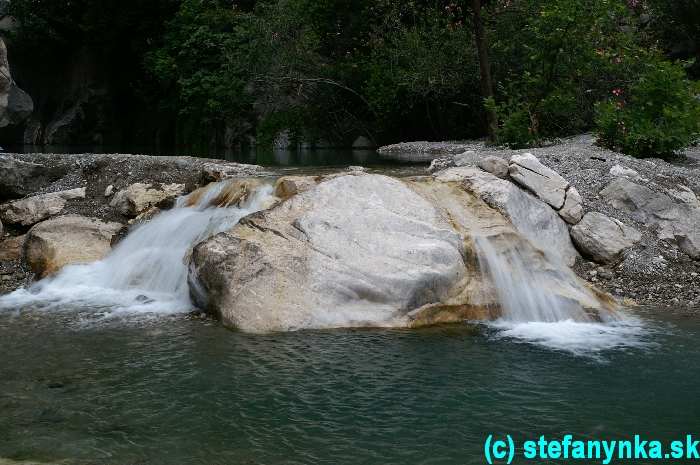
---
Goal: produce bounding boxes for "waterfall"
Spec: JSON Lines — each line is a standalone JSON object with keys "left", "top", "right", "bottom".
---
{"left": 0, "top": 181, "right": 276, "bottom": 317}
{"left": 473, "top": 234, "right": 647, "bottom": 355}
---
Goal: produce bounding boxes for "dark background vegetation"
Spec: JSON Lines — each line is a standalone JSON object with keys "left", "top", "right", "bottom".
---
{"left": 3, "top": 0, "right": 699, "bottom": 155}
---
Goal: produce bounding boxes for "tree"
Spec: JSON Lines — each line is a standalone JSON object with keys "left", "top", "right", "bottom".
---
{"left": 470, "top": 0, "right": 498, "bottom": 142}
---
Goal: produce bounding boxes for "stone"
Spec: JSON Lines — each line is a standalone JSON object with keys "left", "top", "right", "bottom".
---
{"left": 508, "top": 153, "right": 569, "bottom": 209}
{"left": 110, "top": 183, "right": 185, "bottom": 217}
{"left": 0, "top": 188, "right": 86, "bottom": 226}
{"left": 609, "top": 164, "right": 646, "bottom": 182}
{"left": 570, "top": 212, "right": 642, "bottom": 264}
{"left": 200, "top": 162, "right": 264, "bottom": 183}
{"left": 0, "top": 38, "right": 33, "bottom": 128}
{"left": 104, "top": 185, "right": 114, "bottom": 197}
{"left": 0, "top": 155, "right": 67, "bottom": 200}
{"left": 0, "top": 234, "right": 25, "bottom": 261}
{"left": 558, "top": 187, "right": 584, "bottom": 224}
{"left": 600, "top": 178, "right": 700, "bottom": 259}
{"left": 190, "top": 173, "right": 614, "bottom": 333}
{"left": 352, "top": 136, "right": 374, "bottom": 148}
{"left": 190, "top": 174, "right": 467, "bottom": 332}
{"left": 477, "top": 156, "right": 509, "bottom": 178}
{"left": 454, "top": 150, "right": 480, "bottom": 166}
{"left": 24, "top": 215, "right": 122, "bottom": 277}
{"left": 274, "top": 176, "right": 318, "bottom": 200}
{"left": 435, "top": 167, "right": 578, "bottom": 266}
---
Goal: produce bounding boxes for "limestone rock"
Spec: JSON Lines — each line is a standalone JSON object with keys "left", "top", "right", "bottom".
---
{"left": 0, "top": 156, "right": 67, "bottom": 200}
{"left": 0, "top": 234, "right": 25, "bottom": 261}
{"left": 110, "top": 183, "right": 185, "bottom": 217}
{"left": 436, "top": 167, "right": 578, "bottom": 266}
{"left": 571, "top": 212, "right": 641, "bottom": 264}
{"left": 104, "top": 184, "right": 114, "bottom": 197}
{"left": 274, "top": 176, "right": 318, "bottom": 200}
{"left": 508, "top": 153, "right": 569, "bottom": 209}
{"left": 559, "top": 187, "right": 584, "bottom": 225}
{"left": 190, "top": 174, "right": 467, "bottom": 332}
{"left": 600, "top": 178, "right": 700, "bottom": 259}
{"left": 477, "top": 156, "right": 509, "bottom": 178}
{"left": 0, "top": 188, "right": 86, "bottom": 226}
{"left": 24, "top": 215, "right": 122, "bottom": 277}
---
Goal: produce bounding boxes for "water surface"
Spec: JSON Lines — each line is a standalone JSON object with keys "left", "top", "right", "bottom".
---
{"left": 0, "top": 308, "right": 697, "bottom": 465}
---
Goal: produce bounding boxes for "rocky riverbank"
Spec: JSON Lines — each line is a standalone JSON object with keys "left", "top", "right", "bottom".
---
{"left": 380, "top": 135, "right": 700, "bottom": 310}
{"left": 1, "top": 136, "right": 699, "bottom": 319}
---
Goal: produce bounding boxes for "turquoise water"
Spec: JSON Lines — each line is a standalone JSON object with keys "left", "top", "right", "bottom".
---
{"left": 0, "top": 308, "right": 698, "bottom": 465}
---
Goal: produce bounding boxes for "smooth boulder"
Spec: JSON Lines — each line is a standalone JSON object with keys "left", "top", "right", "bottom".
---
{"left": 274, "top": 176, "right": 318, "bottom": 200}
{"left": 0, "top": 187, "right": 86, "bottom": 226}
{"left": 570, "top": 212, "right": 641, "bottom": 264}
{"left": 110, "top": 183, "right": 186, "bottom": 217}
{"left": 190, "top": 174, "right": 468, "bottom": 332}
{"left": 508, "top": 153, "right": 569, "bottom": 209}
{"left": 24, "top": 215, "right": 122, "bottom": 277}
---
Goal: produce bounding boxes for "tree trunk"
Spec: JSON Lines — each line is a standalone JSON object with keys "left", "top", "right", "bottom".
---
{"left": 471, "top": 0, "right": 498, "bottom": 142}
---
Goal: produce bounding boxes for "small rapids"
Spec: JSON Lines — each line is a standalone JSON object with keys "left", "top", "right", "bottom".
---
{"left": 473, "top": 235, "right": 649, "bottom": 356}
{"left": 0, "top": 181, "right": 276, "bottom": 320}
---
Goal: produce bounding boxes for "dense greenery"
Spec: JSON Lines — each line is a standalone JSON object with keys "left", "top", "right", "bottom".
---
{"left": 6, "top": 0, "right": 700, "bottom": 156}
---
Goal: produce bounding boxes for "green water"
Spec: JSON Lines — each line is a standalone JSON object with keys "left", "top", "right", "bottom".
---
{"left": 0, "top": 309, "right": 698, "bottom": 465}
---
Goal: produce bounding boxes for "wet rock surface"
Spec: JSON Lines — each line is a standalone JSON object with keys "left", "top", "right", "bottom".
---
{"left": 385, "top": 135, "right": 700, "bottom": 309}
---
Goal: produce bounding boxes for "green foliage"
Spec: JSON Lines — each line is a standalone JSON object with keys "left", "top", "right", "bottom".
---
{"left": 595, "top": 60, "right": 700, "bottom": 158}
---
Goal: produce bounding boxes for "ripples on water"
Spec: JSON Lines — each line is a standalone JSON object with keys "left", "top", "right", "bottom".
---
{"left": 0, "top": 309, "right": 698, "bottom": 465}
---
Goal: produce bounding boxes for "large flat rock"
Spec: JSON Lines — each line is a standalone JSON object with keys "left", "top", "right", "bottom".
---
{"left": 508, "top": 153, "right": 569, "bottom": 209}
{"left": 0, "top": 187, "right": 86, "bottom": 226}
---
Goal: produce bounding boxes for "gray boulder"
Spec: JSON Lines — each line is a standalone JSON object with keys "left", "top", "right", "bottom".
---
{"left": 477, "top": 156, "right": 509, "bottom": 178}
{"left": 559, "top": 187, "right": 584, "bottom": 225}
{"left": 508, "top": 153, "right": 569, "bottom": 209}
{"left": 24, "top": 215, "right": 122, "bottom": 277}
{"left": 0, "top": 156, "right": 67, "bottom": 200}
{"left": 600, "top": 178, "right": 700, "bottom": 259}
{"left": 435, "top": 167, "right": 578, "bottom": 266}
{"left": 571, "top": 212, "right": 642, "bottom": 264}
{"left": 0, "top": 187, "right": 86, "bottom": 226}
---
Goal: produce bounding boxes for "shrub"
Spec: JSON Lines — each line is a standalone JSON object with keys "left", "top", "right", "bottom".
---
{"left": 595, "top": 61, "right": 700, "bottom": 158}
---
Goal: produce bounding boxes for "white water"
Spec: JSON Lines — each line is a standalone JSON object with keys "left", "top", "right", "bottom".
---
{"left": 474, "top": 235, "right": 648, "bottom": 355}
{"left": 0, "top": 182, "right": 276, "bottom": 319}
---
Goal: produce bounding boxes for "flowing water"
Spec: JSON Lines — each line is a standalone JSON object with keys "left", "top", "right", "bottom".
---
{"left": 0, "top": 181, "right": 696, "bottom": 464}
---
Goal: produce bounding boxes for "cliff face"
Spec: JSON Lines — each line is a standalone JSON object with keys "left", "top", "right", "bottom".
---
{"left": 0, "top": 37, "right": 32, "bottom": 132}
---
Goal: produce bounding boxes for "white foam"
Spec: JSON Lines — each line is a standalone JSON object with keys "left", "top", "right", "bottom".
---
{"left": 0, "top": 182, "right": 276, "bottom": 320}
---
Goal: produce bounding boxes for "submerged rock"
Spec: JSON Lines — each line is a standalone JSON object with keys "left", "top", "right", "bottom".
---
{"left": 110, "top": 183, "right": 186, "bottom": 217}
{"left": 0, "top": 187, "right": 86, "bottom": 226}
{"left": 24, "top": 215, "right": 122, "bottom": 277}
{"left": 570, "top": 212, "right": 641, "bottom": 264}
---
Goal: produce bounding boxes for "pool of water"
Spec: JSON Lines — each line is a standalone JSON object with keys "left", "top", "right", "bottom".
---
{"left": 0, "top": 308, "right": 698, "bottom": 465}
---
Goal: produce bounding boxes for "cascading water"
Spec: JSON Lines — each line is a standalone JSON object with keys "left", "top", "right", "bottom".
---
{"left": 0, "top": 181, "right": 276, "bottom": 318}
{"left": 473, "top": 234, "right": 647, "bottom": 355}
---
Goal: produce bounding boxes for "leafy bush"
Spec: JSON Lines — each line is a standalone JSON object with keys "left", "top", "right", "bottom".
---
{"left": 595, "top": 61, "right": 700, "bottom": 157}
